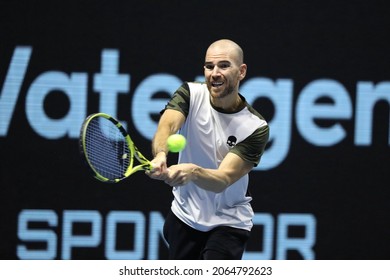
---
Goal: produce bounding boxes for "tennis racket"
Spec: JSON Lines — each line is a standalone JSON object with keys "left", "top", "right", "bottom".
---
{"left": 79, "top": 113, "right": 154, "bottom": 183}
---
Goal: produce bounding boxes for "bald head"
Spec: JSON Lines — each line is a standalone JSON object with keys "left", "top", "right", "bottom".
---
{"left": 206, "top": 39, "right": 244, "bottom": 65}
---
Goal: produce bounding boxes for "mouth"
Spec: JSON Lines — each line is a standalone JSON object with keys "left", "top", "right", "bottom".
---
{"left": 211, "top": 81, "right": 224, "bottom": 88}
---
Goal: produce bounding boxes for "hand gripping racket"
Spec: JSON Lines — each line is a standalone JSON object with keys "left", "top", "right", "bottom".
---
{"left": 79, "top": 113, "right": 154, "bottom": 183}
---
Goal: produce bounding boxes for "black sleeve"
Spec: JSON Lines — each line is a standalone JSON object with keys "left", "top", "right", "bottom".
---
{"left": 230, "top": 124, "right": 270, "bottom": 167}
{"left": 161, "top": 82, "right": 190, "bottom": 117}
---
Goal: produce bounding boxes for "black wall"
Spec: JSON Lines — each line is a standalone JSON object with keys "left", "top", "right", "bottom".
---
{"left": 1, "top": 0, "right": 389, "bottom": 259}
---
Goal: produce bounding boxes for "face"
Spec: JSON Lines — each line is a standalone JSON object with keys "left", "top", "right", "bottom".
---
{"left": 204, "top": 45, "right": 246, "bottom": 99}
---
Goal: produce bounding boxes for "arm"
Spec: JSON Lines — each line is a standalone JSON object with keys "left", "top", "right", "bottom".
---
{"left": 148, "top": 109, "right": 186, "bottom": 177}
{"left": 164, "top": 125, "right": 269, "bottom": 192}
{"left": 165, "top": 152, "right": 254, "bottom": 193}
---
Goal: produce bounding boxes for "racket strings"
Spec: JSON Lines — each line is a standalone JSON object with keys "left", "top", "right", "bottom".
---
{"left": 85, "top": 118, "right": 131, "bottom": 180}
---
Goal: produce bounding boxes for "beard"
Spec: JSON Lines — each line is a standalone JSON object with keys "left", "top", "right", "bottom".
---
{"left": 207, "top": 81, "right": 235, "bottom": 99}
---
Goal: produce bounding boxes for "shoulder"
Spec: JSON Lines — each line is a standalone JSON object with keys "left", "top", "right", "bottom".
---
{"left": 230, "top": 124, "right": 269, "bottom": 167}
{"left": 171, "top": 81, "right": 207, "bottom": 99}
{"left": 240, "top": 94, "right": 267, "bottom": 123}
{"left": 164, "top": 81, "right": 207, "bottom": 117}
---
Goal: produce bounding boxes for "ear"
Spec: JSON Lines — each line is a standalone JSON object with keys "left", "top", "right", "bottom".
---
{"left": 239, "top": 64, "right": 247, "bottom": 81}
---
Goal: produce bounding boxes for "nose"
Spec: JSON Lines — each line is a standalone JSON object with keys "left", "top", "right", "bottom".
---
{"left": 211, "top": 66, "right": 221, "bottom": 77}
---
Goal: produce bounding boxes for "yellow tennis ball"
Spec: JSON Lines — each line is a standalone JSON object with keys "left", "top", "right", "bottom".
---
{"left": 167, "top": 134, "right": 187, "bottom": 153}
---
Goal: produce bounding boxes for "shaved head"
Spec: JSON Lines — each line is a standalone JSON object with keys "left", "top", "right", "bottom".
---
{"left": 206, "top": 39, "right": 244, "bottom": 65}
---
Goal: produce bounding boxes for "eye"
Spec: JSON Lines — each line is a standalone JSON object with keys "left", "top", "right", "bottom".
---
{"left": 218, "top": 62, "right": 231, "bottom": 69}
{"left": 204, "top": 64, "right": 214, "bottom": 70}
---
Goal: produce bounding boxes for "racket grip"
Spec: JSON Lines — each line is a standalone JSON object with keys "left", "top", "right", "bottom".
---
{"left": 149, "top": 163, "right": 156, "bottom": 171}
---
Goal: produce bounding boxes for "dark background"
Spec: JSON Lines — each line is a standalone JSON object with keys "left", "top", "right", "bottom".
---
{"left": 1, "top": 0, "right": 389, "bottom": 259}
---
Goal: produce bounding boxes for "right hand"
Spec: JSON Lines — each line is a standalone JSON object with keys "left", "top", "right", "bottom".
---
{"left": 146, "top": 151, "right": 169, "bottom": 181}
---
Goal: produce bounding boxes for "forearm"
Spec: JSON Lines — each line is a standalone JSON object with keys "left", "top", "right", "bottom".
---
{"left": 166, "top": 163, "right": 231, "bottom": 193}
{"left": 152, "top": 127, "right": 170, "bottom": 157}
{"left": 190, "top": 166, "right": 232, "bottom": 193}
{"left": 147, "top": 109, "right": 186, "bottom": 180}
{"left": 167, "top": 153, "right": 253, "bottom": 193}
{"left": 152, "top": 109, "right": 185, "bottom": 157}
{"left": 192, "top": 153, "right": 253, "bottom": 192}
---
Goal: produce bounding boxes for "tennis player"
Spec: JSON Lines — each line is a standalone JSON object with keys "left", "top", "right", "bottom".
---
{"left": 147, "top": 39, "right": 269, "bottom": 260}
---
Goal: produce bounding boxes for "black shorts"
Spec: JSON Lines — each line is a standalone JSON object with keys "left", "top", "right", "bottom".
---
{"left": 163, "top": 210, "right": 251, "bottom": 260}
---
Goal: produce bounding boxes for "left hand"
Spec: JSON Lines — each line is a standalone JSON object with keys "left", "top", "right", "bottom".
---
{"left": 163, "top": 163, "right": 197, "bottom": 187}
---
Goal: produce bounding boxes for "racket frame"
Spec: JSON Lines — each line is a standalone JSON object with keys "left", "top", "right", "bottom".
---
{"left": 79, "top": 113, "right": 153, "bottom": 183}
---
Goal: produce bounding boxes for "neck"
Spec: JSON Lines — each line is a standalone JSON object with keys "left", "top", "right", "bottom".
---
{"left": 211, "top": 93, "right": 243, "bottom": 112}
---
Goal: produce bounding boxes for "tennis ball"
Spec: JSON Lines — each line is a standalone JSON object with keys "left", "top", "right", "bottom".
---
{"left": 167, "top": 134, "right": 187, "bottom": 153}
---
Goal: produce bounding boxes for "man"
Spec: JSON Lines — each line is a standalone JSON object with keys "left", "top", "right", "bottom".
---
{"left": 147, "top": 39, "right": 269, "bottom": 259}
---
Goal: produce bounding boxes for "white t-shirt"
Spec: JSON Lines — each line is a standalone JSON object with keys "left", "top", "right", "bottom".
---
{"left": 168, "top": 82, "right": 269, "bottom": 232}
